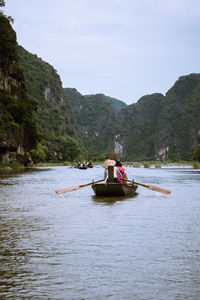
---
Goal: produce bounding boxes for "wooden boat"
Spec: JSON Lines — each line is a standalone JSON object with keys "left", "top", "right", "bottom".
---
{"left": 92, "top": 182, "right": 137, "bottom": 196}
{"left": 92, "top": 165, "right": 137, "bottom": 196}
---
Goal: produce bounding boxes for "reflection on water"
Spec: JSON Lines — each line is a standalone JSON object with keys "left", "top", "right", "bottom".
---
{"left": 0, "top": 166, "right": 200, "bottom": 299}
{"left": 92, "top": 193, "right": 139, "bottom": 205}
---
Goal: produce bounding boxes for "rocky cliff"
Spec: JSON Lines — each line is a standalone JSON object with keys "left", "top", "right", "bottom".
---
{"left": 115, "top": 93, "right": 164, "bottom": 160}
{"left": 64, "top": 74, "right": 200, "bottom": 161}
{"left": 0, "top": 16, "right": 39, "bottom": 166}
{"left": 154, "top": 74, "right": 200, "bottom": 160}
{"left": 17, "top": 46, "right": 78, "bottom": 140}
{"left": 115, "top": 74, "right": 200, "bottom": 161}
{"left": 64, "top": 88, "right": 126, "bottom": 153}
{"left": 17, "top": 46, "right": 80, "bottom": 159}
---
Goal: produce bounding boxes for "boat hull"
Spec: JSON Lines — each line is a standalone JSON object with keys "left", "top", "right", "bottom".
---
{"left": 92, "top": 182, "right": 138, "bottom": 196}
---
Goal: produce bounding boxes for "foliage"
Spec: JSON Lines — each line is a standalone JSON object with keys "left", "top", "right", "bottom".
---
{"left": 192, "top": 161, "right": 200, "bottom": 169}
{"left": 30, "top": 143, "right": 48, "bottom": 163}
{"left": 17, "top": 45, "right": 79, "bottom": 161}
{"left": 189, "top": 144, "right": 200, "bottom": 161}
{"left": 64, "top": 84, "right": 200, "bottom": 162}
{"left": 86, "top": 152, "right": 117, "bottom": 162}
{"left": 0, "top": 0, "right": 5, "bottom": 7}
{"left": 0, "top": 16, "right": 16, "bottom": 66}
{"left": 64, "top": 89, "right": 122, "bottom": 154}
{"left": 0, "top": 161, "right": 24, "bottom": 170}
{"left": 30, "top": 136, "right": 81, "bottom": 163}
{"left": 0, "top": 90, "right": 40, "bottom": 150}
{"left": 55, "top": 136, "right": 81, "bottom": 161}
{"left": 143, "top": 162, "right": 151, "bottom": 168}
{"left": 155, "top": 74, "right": 200, "bottom": 161}
{"left": 117, "top": 93, "right": 164, "bottom": 161}
{"left": 0, "top": 1, "right": 14, "bottom": 23}
{"left": 0, "top": 12, "right": 40, "bottom": 168}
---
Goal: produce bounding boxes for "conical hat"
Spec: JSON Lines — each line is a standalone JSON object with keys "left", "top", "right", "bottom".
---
{"left": 102, "top": 159, "right": 116, "bottom": 169}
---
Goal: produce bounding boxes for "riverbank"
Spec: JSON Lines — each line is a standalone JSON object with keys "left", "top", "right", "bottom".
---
{"left": 0, "top": 161, "right": 72, "bottom": 172}
{"left": 34, "top": 160, "right": 200, "bottom": 169}
{"left": 0, "top": 160, "right": 199, "bottom": 171}
{"left": 0, "top": 161, "right": 27, "bottom": 172}
{"left": 124, "top": 161, "right": 200, "bottom": 169}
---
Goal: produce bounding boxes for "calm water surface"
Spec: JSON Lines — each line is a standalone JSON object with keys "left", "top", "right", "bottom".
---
{"left": 0, "top": 166, "right": 200, "bottom": 299}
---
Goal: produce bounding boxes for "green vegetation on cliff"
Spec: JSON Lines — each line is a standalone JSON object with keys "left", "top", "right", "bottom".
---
{"left": 189, "top": 144, "right": 200, "bottom": 161}
{"left": 0, "top": 0, "right": 13, "bottom": 24}
{"left": 116, "top": 93, "right": 164, "bottom": 161}
{"left": 64, "top": 88, "right": 126, "bottom": 155}
{"left": 64, "top": 74, "right": 200, "bottom": 162}
{"left": 17, "top": 45, "right": 76, "bottom": 137}
{"left": 0, "top": 15, "right": 39, "bottom": 166}
{"left": 155, "top": 74, "right": 200, "bottom": 160}
{"left": 17, "top": 46, "right": 82, "bottom": 162}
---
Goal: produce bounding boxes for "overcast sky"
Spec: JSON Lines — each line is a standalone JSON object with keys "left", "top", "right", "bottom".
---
{"left": 4, "top": 0, "right": 200, "bottom": 104}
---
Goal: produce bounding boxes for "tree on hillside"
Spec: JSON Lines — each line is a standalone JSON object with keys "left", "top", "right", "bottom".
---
{"left": 0, "top": 0, "right": 14, "bottom": 23}
{"left": 189, "top": 144, "right": 200, "bottom": 161}
{"left": 56, "top": 136, "right": 81, "bottom": 161}
{"left": 0, "top": 0, "right": 5, "bottom": 7}
{"left": 30, "top": 143, "right": 48, "bottom": 163}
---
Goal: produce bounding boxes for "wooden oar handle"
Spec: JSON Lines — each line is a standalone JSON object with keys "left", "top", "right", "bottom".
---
{"left": 55, "top": 178, "right": 105, "bottom": 194}
{"left": 79, "top": 178, "right": 104, "bottom": 188}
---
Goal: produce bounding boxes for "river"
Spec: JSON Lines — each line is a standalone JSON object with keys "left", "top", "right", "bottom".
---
{"left": 0, "top": 165, "right": 199, "bottom": 299}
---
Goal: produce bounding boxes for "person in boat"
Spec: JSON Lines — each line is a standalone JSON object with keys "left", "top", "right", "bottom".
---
{"left": 104, "top": 160, "right": 128, "bottom": 183}
{"left": 80, "top": 161, "right": 87, "bottom": 168}
{"left": 115, "top": 160, "right": 128, "bottom": 183}
{"left": 87, "top": 161, "right": 93, "bottom": 168}
{"left": 74, "top": 161, "right": 80, "bottom": 168}
{"left": 74, "top": 161, "right": 78, "bottom": 167}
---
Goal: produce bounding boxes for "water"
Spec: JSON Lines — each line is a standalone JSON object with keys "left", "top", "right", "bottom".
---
{"left": 0, "top": 166, "right": 200, "bottom": 299}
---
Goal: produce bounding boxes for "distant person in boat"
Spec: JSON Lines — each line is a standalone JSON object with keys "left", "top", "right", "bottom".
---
{"left": 74, "top": 161, "right": 81, "bottom": 168}
{"left": 80, "top": 162, "right": 87, "bottom": 168}
{"left": 74, "top": 161, "right": 78, "bottom": 167}
{"left": 87, "top": 161, "right": 93, "bottom": 168}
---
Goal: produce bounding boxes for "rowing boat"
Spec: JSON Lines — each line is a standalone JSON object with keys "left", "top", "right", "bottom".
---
{"left": 92, "top": 182, "right": 138, "bottom": 196}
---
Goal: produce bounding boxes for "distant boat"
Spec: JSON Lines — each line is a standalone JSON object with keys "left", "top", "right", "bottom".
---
{"left": 79, "top": 166, "right": 87, "bottom": 170}
{"left": 92, "top": 182, "right": 137, "bottom": 196}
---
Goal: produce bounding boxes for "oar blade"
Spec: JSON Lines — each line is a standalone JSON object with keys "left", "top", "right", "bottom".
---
{"left": 128, "top": 180, "right": 171, "bottom": 194}
{"left": 147, "top": 185, "right": 171, "bottom": 194}
{"left": 55, "top": 185, "right": 80, "bottom": 194}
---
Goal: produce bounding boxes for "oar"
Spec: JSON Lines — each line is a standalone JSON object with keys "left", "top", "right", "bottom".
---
{"left": 126, "top": 179, "right": 171, "bottom": 194}
{"left": 55, "top": 178, "right": 105, "bottom": 194}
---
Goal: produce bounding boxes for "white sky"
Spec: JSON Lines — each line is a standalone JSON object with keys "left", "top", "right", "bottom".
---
{"left": 3, "top": 0, "right": 200, "bottom": 104}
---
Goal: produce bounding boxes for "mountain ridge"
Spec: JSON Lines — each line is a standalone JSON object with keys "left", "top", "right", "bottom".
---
{"left": 1, "top": 15, "right": 200, "bottom": 163}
